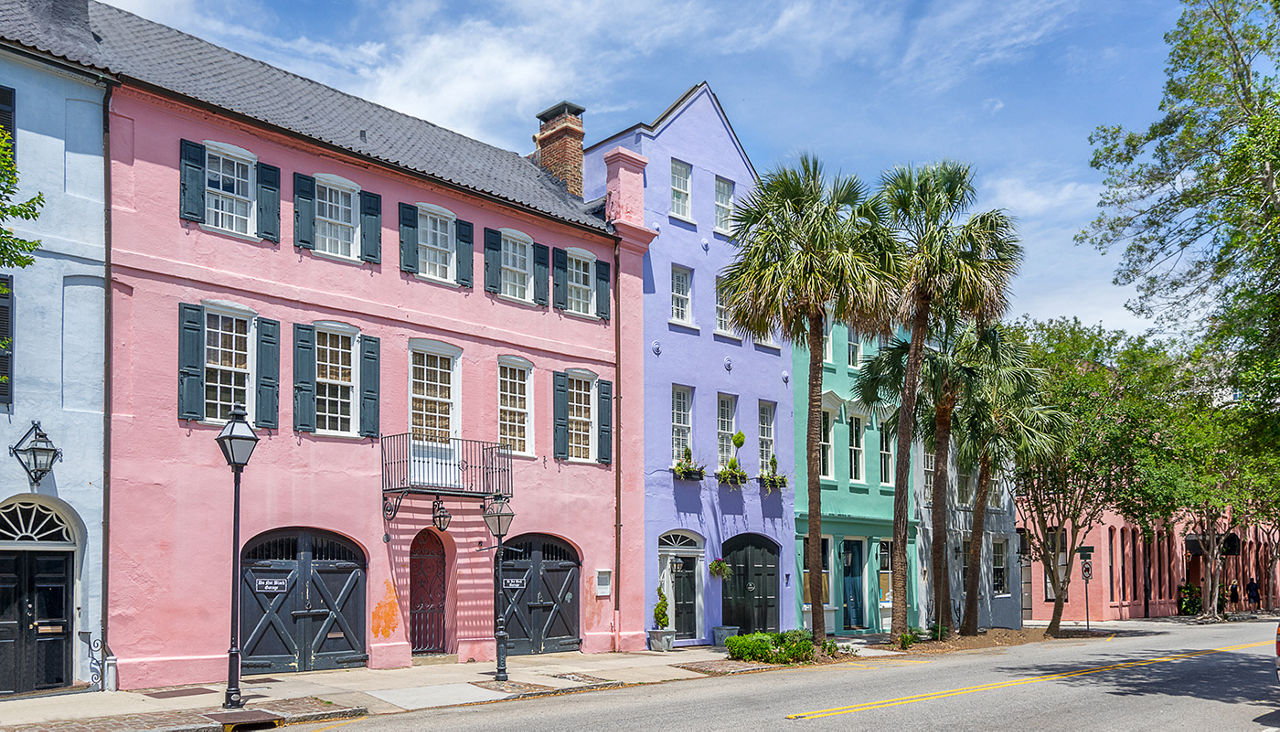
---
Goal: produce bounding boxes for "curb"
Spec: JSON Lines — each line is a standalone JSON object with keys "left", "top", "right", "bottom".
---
{"left": 123, "top": 704, "right": 367, "bottom": 732}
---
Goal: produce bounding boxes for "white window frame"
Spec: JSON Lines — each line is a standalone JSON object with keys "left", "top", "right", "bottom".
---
{"left": 416, "top": 202, "right": 456, "bottom": 283}
{"left": 565, "top": 247, "right": 597, "bottom": 317}
{"left": 755, "top": 331, "right": 779, "bottom": 349}
{"left": 203, "top": 140, "right": 257, "bottom": 237}
{"left": 923, "top": 450, "right": 935, "bottom": 494}
{"left": 714, "top": 176, "right": 734, "bottom": 233}
{"left": 823, "top": 317, "right": 834, "bottom": 363}
{"left": 409, "top": 338, "right": 463, "bottom": 444}
{"left": 671, "top": 385, "right": 692, "bottom": 465}
{"left": 670, "top": 159, "right": 693, "bottom": 221}
{"left": 847, "top": 330, "right": 862, "bottom": 369}
{"left": 313, "top": 321, "right": 361, "bottom": 437}
{"left": 714, "top": 276, "right": 732, "bottom": 335}
{"left": 201, "top": 300, "right": 258, "bottom": 423}
{"left": 565, "top": 368, "right": 597, "bottom": 462}
{"left": 758, "top": 401, "right": 775, "bottom": 472}
{"left": 670, "top": 266, "right": 693, "bottom": 325}
{"left": 879, "top": 424, "right": 894, "bottom": 487}
{"left": 848, "top": 414, "right": 866, "bottom": 483}
{"left": 717, "top": 393, "right": 737, "bottom": 470}
{"left": 988, "top": 475, "right": 1004, "bottom": 510}
{"left": 312, "top": 173, "right": 360, "bottom": 261}
{"left": 957, "top": 470, "right": 975, "bottom": 507}
{"left": 497, "top": 355, "right": 534, "bottom": 457}
{"left": 499, "top": 228, "right": 534, "bottom": 302}
{"left": 993, "top": 539, "right": 1009, "bottom": 596}
{"left": 820, "top": 410, "right": 834, "bottom": 479}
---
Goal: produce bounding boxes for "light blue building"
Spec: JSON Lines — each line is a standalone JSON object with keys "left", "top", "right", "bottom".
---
{"left": 0, "top": 1, "right": 110, "bottom": 694}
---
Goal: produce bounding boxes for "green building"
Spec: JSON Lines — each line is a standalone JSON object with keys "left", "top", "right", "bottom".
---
{"left": 792, "top": 324, "right": 920, "bottom": 635}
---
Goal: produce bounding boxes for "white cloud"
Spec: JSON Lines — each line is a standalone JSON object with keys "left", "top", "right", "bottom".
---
{"left": 983, "top": 97, "right": 1005, "bottom": 114}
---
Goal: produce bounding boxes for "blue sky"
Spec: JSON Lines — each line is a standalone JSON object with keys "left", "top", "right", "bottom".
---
{"left": 106, "top": 0, "right": 1181, "bottom": 333}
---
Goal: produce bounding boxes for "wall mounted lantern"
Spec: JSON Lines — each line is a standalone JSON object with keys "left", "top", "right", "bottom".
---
{"left": 10, "top": 421, "right": 62, "bottom": 487}
{"left": 432, "top": 498, "right": 452, "bottom": 532}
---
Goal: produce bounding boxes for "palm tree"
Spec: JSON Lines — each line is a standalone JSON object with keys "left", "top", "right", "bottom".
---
{"left": 720, "top": 155, "right": 897, "bottom": 645}
{"left": 879, "top": 162, "right": 1022, "bottom": 639}
{"left": 955, "top": 326, "right": 1065, "bottom": 635}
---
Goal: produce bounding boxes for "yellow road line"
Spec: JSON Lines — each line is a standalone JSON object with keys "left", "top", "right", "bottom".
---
{"left": 787, "top": 640, "right": 1270, "bottom": 720}
{"left": 1105, "top": 634, "right": 1115, "bottom": 642}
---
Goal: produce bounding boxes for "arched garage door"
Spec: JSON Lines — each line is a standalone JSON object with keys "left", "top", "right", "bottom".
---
{"left": 499, "top": 534, "right": 580, "bottom": 655}
{"left": 240, "top": 528, "right": 367, "bottom": 674}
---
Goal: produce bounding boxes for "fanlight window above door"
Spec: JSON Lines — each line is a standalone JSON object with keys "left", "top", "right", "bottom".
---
{"left": 658, "top": 532, "right": 701, "bottom": 549}
{"left": 0, "top": 500, "right": 74, "bottom": 544}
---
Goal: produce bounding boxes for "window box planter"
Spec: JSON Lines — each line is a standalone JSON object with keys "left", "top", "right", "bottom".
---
{"left": 758, "top": 474, "right": 788, "bottom": 493}
{"left": 672, "top": 465, "right": 705, "bottom": 481}
{"left": 715, "top": 467, "right": 749, "bottom": 486}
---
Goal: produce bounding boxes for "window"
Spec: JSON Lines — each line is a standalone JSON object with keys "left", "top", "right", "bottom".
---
{"left": 961, "top": 537, "right": 971, "bottom": 590}
{"left": 671, "top": 386, "right": 692, "bottom": 464}
{"left": 1045, "top": 529, "right": 1068, "bottom": 601}
{"left": 670, "top": 159, "right": 692, "bottom": 219}
{"left": 498, "top": 360, "right": 531, "bottom": 455}
{"left": 714, "top": 176, "right": 734, "bottom": 232}
{"left": 802, "top": 537, "right": 831, "bottom": 605}
{"left": 418, "top": 206, "right": 454, "bottom": 281}
{"left": 566, "top": 251, "right": 594, "bottom": 315}
{"left": 1108, "top": 527, "right": 1116, "bottom": 602}
{"left": 315, "top": 329, "right": 355, "bottom": 433}
{"left": 847, "top": 331, "right": 862, "bottom": 368}
{"left": 205, "top": 147, "right": 253, "bottom": 235}
{"left": 957, "top": 471, "right": 974, "bottom": 507}
{"left": 820, "top": 410, "right": 833, "bottom": 479}
{"left": 879, "top": 427, "right": 894, "bottom": 486}
{"left": 988, "top": 476, "right": 1003, "bottom": 509}
{"left": 878, "top": 541, "right": 893, "bottom": 604}
{"left": 204, "top": 311, "right": 250, "bottom": 421}
{"left": 501, "top": 232, "right": 532, "bottom": 300}
{"left": 822, "top": 317, "right": 833, "bottom": 362}
{"left": 993, "top": 540, "right": 1008, "bottom": 595}
{"left": 849, "top": 415, "right": 865, "bottom": 482}
{"left": 923, "top": 450, "right": 935, "bottom": 494}
{"left": 315, "top": 180, "right": 356, "bottom": 258}
{"left": 715, "top": 277, "right": 731, "bottom": 333}
{"left": 758, "top": 401, "right": 775, "bottom": 470}
{"left": 566, "top": 374, "right": 593, "bottom": 460}
{"left": 411, "top": 347, "right": 455, "bottom": 443}
{"left": 717, "top": 394, "right": 737, "bottom": 469}
{"left": 671, "top": 267, "right": 692, "bottom": 323}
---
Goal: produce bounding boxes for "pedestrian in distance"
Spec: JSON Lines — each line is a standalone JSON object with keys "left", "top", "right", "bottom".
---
{"left": 1247, "top": 577, "right": 1260, "bottom": 612}
{"left": 1229, "top": 580, "right": 1240, "bottom": 613}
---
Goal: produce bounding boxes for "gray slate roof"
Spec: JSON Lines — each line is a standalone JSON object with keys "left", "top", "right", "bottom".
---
{"left": 0, "top": 0, "right": 605, "bottom": 231}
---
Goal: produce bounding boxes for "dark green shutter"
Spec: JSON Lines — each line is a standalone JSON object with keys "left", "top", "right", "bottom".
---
{"left": 483, "top": 228, "right": 502, "bottom": 293}
{"left": 533, "top": 243, "right": 549, "bottom": 305}
{"left": 597, "top": 379, "right": 612, "bottom": 464}
{"left": 0, "top": 275, "right": 12, "bottom": 405}
{"left": 454, "top": 219, "right": 473, "bottom": 287}
{"left": 358, "top": 335, "right": 380, "bottom": 437}
{"left": 552, "top": 248, "right": 568, "bottom": 310}
{"left": 256, "top": 163, "right": 280, "bottom": 242}
{"left": 293, "top": 173, "right": 315, "bottom": 250}
{"left": 595, "top": 260, "right": 611, "bottom": 320}
{"left": 179, "top": 140, "right": 205, "bottom": 222}
{"left": 0, "top": 86, "right": 15, "bottom": 159}
{"left": 177, "top": 303, "right": 205, "bottom": 420}
{"left": 553, "top": 371, "right": 568, "bottom": 459}
{"left": 359, "top": 190, "right": 381, "bottom": 263}
{"left": 293, "top": 324, "right": 316, "bottom": 432}
{"left": 398, "top": 203, "right": 418, "bottom": 273}
{"left": 255, "top": 318, "right": 280, "bottom": 428}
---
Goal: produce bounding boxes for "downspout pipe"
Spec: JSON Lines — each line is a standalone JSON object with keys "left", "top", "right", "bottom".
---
{"left": 613, "top": 235, "right": 622, "bottom": 651}
{"left": 99, "top": 77, "right": 116, "bottom": 691}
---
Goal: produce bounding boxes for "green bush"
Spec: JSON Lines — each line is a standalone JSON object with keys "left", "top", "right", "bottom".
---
{"left": 1177, "top": 584, "right": 1202, "bottom": 616}
{"left": 897, "top": 628, "right": 920, "bottom": 650}
{"left": 725, "top": 633, "right": 775, "bottom": 662}
{"left": 724, "top": 630, "right": 818, "bottom": 664}
{"left": 653, "top": 586, "right": 669, "bottom": 629}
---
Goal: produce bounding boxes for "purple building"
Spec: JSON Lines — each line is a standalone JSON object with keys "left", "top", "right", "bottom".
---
{"left": 584, "top": 83, "right": 796, "bottom": 644}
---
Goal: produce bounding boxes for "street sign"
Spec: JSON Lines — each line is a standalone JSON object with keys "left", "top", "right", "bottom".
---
{"left": 255, "top": 578, "right": 288, "bottom": 594}
{"left": 502, "top": 577, "right": 526, "bottom": 590}
{"left": 1076, "top": 546, "right": 1094, "bottom": 554}
{"left": 1082, "top": 560, "right": 1093, "bottom": 581}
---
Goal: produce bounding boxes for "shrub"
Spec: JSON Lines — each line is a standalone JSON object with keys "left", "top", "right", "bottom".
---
{"left": 820, "top": 639, "right": 840, "bottom": 656}
{"left": 897, "top": 628, "right": 920, "bottom": 650}
{"left": 725, "top": 633, "right": 775, "bottom": 662}
{"left": 653, "top": 586, "right": 669, "bottom": 630}
{"left": 928, "top": 623, "right": 950, "bottom": 641}
{"left": 1177, "top": 584, "right": 1202, "bottom": 616}
{"left": 725, "top": 630, "right": 818, "bottom": 664}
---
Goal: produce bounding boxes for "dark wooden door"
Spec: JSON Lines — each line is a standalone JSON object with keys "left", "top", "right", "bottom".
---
{"left": 722, "top": 534, "right": 779, "bottom": 634}
{"left": 842, "top": 540, "right": 864, "bottom": 629}
{"left": 410, "top": 530, "right": 446, "bottom": 653}
{"left": 499, "top": 534, "right": 581, "bottom": 655}
{"left": 672, "top": 556, "right": 697, "bottom": 640}
{"left": 0, "top": 551, "right": 72, "bottom": 695}
{"left": 241, "top": 529, "right": 367, "bottom": 674}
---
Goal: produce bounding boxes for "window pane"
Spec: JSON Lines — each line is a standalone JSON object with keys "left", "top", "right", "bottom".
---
{"left": 670, "top": 160, "right": 691, "bottom": 219}
{"left": 498, "top": 363, "right": 528, "bottom": 454}
{"left": 316, "top": 330, "right": 354, "bottom": 433}
{"left": 758, "top": 402, "right": 774, "bottom": 470}
{"left": 717, "top": 394, "right": 736, "bottom": 469}
{"left": 205, "top": 151, "right": 252, "bottom": 235}
{"left": 501, "top": 235, "right": 530, "bottom": 300}
{"left": 879, "top": 427, "right": 893, "bottom": 486}
{"left": 567, "top": 376, "right": 593, "bottom": 460}
{"left": 671, "top": 267, "right": 691, "bottom": 322}
{"left": 849, "top": 416, "right": 863, "bottom": 481}
{"left": 315, "top": 183, "right": 355, "bottom": 258}
{"left": 714, "top": 177, "right": 733, "bottom": 231}
{"left": 715, "top": 276, "right": 729, "bottom": 332}
{"left": 567, "top": 254, "right": 593, "bottom": 314}
{"left": 204, "top": 312, "right": 250, "bottom": 421}
{"left": 412, "top": 351, "right": 453, "bottom": 443}
{"left": 418, "top": 211, "right": 454, "bottom": 280}
{"left": 671, "top": 386, "right": 691, "bottom": 464}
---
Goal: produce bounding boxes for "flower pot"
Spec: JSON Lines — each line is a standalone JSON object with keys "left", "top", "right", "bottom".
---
{"left": 713, "top": 625, "right": 739, "bottom": 646}
{"left": 647, "top": 628, "right": 676, "bottom": 652}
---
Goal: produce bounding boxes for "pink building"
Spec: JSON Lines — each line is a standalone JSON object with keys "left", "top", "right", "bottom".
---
{"left": 100, "top": 5, "right": 651, "bottom": 689}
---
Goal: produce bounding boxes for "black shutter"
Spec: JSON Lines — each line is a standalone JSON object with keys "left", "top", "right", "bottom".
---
{"left": 177, "top": 303, "right": 205, "bottom": 420}
{"left": 0, "top": 86, "right": 15, "bottom": 159}
{"left": 597, "top": 379, "right": 612, "bottom": 464}
{"left": 359, "top": 191, "right": 381, "bottom": 263}
{"left": 293, "top": 324, "right": 316, "bottom": 432}
{"left": 398, "top": 203, "right": 418, "bottom": 273}
{"left": 255, "top": 318, "right": 280, "bottom": 428}
{"left": 483, "top": 228, "right": 502, "bottom": 293}
{"left": 179, "top": 139, "right": 206, "bottom": 222}
{"left": 293, "top": 173, "right": 315, "bottom": 250}
{"left": 454, "top": 219, "right": 474, "bottom": 287}
{"left": 552, "top": 248, "right": 568, "bottom": 310}
{"left": 0, "top": 274, "right": 12, "bottom": 406}
{"left": 358, "top": 335, "right": 380, "bottom": 437}
{"left": 595, "top": 260, "right": 611, "bottom": 320}
{"left": 533, "top": 243, "right": 549, "bottom": 305}
{"left": 256, "top": 163, "right": 281, "bottom": 242}
{"left": 553, "top": 371, "right": 568, "bottom": 459}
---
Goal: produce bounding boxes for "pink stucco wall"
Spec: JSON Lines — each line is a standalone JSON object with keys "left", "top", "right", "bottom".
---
{"left": 107, "top": 87, "right": 647, "bottom": 689}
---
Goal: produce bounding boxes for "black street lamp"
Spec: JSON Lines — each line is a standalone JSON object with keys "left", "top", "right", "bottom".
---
{"left": 482, "top": 494, "right": 515, "bottom": 682}
{"left": 215, "top": 404, "right": 258, "bottom": 709}
{"left": 10, "top": 421, "right": 62, "bottom": 487}
{"left": 432, "top": 498, "right": 452, "bottom": 532}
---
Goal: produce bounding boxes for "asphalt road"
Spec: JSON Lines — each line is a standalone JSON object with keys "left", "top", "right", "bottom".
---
{"left": 292, "top": 619, "right": 1280, "bottom": 731}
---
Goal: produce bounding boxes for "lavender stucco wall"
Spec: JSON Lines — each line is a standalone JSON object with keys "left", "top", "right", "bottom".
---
{"left": 587, "top": 86, "right": 796, "bottom": 643}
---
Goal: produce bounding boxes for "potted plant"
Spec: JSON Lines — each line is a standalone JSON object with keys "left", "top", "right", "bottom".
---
{"left": 647, "top": 586, "right": 676, "bottom": 652}
{"left": 759, "top": 454, "right": 788, "bottom": 493}
{"left": 715, "top": 432, "right": 749, "bottom": 487}
{"left": 708, "top": 557, "right": 732, "bottom": 579}
{"left": 672, "top": 446, "right": 706, "bottom": 481}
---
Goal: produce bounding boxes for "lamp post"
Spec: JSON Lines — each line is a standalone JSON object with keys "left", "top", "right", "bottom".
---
{"left": 10, "top": 421, "right": 62, "bottom": 487}
{"left": 215, "top": 404, "right": 258, "bottom": 710}
{"left": 482, "top": 494, "right": 515, "bottom": 682}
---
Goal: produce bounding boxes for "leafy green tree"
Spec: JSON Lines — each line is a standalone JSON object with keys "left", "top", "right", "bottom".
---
{"left": 720, "top": 155, "right": 897, "bottom": 644}
{"left": 0, "top": 127, "right": 43, "bottom": 271}
{"left": 878, "top": 161, "right": 1021, "bottom": 639}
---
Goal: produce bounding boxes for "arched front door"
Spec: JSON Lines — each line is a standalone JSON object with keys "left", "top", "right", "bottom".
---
{"left": 240, "top": 528, "right": 366, "bottom": 674}
{"left": 499, "top": 534, "right": 580, "bottom": 655}
{"left": 409, "top": 529, "right": 446, "bottom": 653}
{"left": 0, "top": 499, "right": 75, "bottom": 694}
{"left": 721, "top": 533, "right": 779, "bottom": 634}
{"left": 658, "top": 531, "right": 703, "bottom": 640}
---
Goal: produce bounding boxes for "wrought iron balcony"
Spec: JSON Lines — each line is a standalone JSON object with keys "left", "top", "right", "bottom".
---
{"left": 381, "top": 434, "right": 513, "bottom": 520}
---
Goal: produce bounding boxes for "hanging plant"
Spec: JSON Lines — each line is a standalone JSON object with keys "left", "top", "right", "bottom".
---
{"left": 672, "top": 446, "right": 706, "bottom": 481}
{"left": 715, "top": 431, "right": 750, "bottom": 487}
{"left": 709, "top": 558, "right": 733, "bottom": 579}
{"left": 759, "top": 454, "right": 788, "bottom": 493}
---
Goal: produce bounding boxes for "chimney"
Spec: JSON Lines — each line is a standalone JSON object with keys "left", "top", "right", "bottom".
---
{"left": 533, "top": 101, "right": 586, "bottom": 198}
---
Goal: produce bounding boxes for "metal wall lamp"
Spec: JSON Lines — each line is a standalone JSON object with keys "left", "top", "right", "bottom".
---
{"left": 10, "top": 421, "right": 61, "bottom": 487}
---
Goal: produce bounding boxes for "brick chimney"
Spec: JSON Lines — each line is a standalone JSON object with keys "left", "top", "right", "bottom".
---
{"left": 533, "top": 101, "right": 585, "bottom": 198}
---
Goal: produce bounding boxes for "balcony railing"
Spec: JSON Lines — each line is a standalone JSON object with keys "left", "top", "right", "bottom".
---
{"left": 381, "top": 434, "right": 513, "bottom": 519}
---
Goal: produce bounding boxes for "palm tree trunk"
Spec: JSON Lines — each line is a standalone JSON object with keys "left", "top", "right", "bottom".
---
{"left": 961, "top": 455, "right": 992, "bottom": 635}
{"left": 891, "top": 300, "right": 931, "bottom": 640}
{"left": 931, "top": 399, "right": 955, "bottom": 635}
{"left": 805, "top": 311, "right": 827, "bottom": 644}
